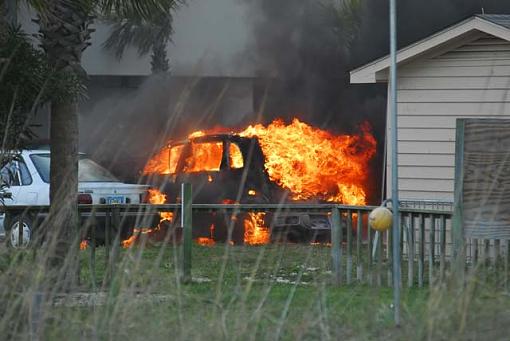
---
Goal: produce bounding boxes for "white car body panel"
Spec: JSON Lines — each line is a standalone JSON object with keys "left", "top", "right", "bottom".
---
{"left": 0, "top": 149, "right": 148, "bottom": 237}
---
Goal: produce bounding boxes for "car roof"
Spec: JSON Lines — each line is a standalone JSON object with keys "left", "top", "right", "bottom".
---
{"left": 22, "top": 149, "right": 86, "bottom": 155}
{"left": 170, "top": 133, "right": 253, "bottom": 147}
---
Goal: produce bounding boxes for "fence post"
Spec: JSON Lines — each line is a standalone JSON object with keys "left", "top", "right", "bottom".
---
{"left": 105, "top": 208, "right": 110, "bottom": 267}
{"left": 505, "top": 240, "right": 509, "bottom": 291}
{"left": 90, "top": 210, "right": 97, "bottom": 291}
{"left": 331, "top": 206, "right": 342, "bottom": 285}
{"left": 377, "top": 231, "right": 383, "bottom": 286}
{"left": 104, "top": 208, "right": 112, "bottom": 285}
{"left": 356, "top": 210, "right": 362, "bottom": 281}
{"left": 108, "top": 206, "right": 121, "bottom": 282}
{"left": 439, "top": 215, "right": 446, "bottom": 281}
{"left": 346, "top": 211, "right": 353, "bottom": 284}
{"left": 418, "top": 213, "right": 425, "bottom": 288}
{"left": 407, "top": 213, "right": 415, "bottom": 288}
{"left": 181, "top": 183, "right": 193, "bottom": 284}
{"left": 429, "top": 215, "right": 436, "bottom": 285}
{"left": 367, "top": 222, "right": 372, "bottom": 284}
{"left": 452, "top": 119, "right": 465, "bottom": 279}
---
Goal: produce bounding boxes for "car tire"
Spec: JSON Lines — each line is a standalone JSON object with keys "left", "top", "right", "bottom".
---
{"left": 213, "top": 213, "right": 244, "bottom": 245}
{"left": 6, "top": 215, "right": 33, "bottom": 248}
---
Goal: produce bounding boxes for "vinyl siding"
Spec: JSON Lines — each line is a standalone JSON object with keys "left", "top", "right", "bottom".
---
{"left": 387, "top": 35, "right": 510, "bottom": 201}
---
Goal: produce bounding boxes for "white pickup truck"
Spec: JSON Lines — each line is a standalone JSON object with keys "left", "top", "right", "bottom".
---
{"left": 0, "top": 147, "right": 149, "bottom": 248}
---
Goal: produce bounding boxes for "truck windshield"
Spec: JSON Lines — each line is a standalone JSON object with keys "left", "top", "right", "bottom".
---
{"left": 30, "top": 154, "right": 119, "bottom": 183}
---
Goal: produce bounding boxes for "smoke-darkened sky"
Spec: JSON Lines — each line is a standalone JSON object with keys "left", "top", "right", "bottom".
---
{"left": 236, "top": 0, "right": 510, "bottom": 202}
{"left": 80, "top": 0, "right": 510, "bottom": 199}
{"left": 353, "top": 0, "right": 510, "bottom": 66}
{"left": 242, "top": 0, "right": 510, "bottom": 128}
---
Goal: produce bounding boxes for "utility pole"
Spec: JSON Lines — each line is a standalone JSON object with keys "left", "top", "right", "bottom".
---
{"left": 389, "top": 0, "right": 401, "bottom": 327}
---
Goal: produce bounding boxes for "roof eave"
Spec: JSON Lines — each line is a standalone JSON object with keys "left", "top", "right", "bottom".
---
{"left": 350, "top": 16, "right": 510, "bottom": 84}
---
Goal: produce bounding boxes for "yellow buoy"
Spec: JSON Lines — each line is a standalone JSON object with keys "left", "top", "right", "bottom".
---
{"left": 369, "top": 206, "right": 393, "bottom": 232}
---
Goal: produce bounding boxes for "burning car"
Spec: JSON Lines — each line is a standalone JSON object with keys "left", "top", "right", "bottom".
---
{"left": 143, "top": 119, "right": 377, "bottom": 244}
{"left": 144, "top": 133, "right": 275, "bottom": 244}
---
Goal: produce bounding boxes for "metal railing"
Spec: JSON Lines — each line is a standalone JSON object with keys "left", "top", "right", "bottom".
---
{"left": 400, "top": 199, "right": 453, "bottom": 212}
{"left": 2, "top": 197, "right": 458, "bottom": 287}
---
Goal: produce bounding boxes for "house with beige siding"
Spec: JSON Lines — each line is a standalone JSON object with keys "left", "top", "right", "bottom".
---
{"left": 351, "top": 14, "right": 510, "bottom": 203}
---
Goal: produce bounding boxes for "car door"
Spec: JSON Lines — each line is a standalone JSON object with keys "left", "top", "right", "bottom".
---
{"left": 14, "top": 158, "right": 38, "bottom": 206}
{"left": 0, "top": 158, "right": 37, "bottom": 206}
{"left": 0, "top": 160, "right": 22, "bottom": 205}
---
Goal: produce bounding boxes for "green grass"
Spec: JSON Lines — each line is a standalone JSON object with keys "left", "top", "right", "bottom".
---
{"left": 72, "top": 243, "right": 420, "bottom": 340}
{"left": 1, "top": 242, "right": 510, "bottom": 340}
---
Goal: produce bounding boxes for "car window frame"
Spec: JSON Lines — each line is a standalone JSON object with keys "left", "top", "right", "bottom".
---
{"left": 168, "top": 144, "right": 185, "bottom": 175}
{"left": 18, "top": 157, "right": 33, "bottom": 186}
{"left": 29, "top": 153, "right": 51, "bottom": 183}
{"left": 180, "top": 140, "right": 225, "bottom": 174}
{"left": 30, "top": 153, "right": 120, "bottom": 183}
{"left": 78, "top": 158, "right": 119, "bottom": 182}
{"left": 227, "top": 141, "right": 245, "bottom": 170}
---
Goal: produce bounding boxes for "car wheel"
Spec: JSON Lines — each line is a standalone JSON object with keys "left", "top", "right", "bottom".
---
{"left": 7, "top": 216, "right": 32, "bottom": 248}
{"left": 213, "top": 213, "right": 244, "bottom": 245}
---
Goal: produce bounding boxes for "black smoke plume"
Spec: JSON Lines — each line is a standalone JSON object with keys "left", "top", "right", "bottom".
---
{"left": 81, "top": 0, "right": 510, "bottom": 203}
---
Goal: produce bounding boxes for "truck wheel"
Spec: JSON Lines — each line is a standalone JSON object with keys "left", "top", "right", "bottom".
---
{"left": 213, "top": 213, "right": 244, "bottom": 245}
{"left": 6, "top": 216, "right": 33, "bottom": 248}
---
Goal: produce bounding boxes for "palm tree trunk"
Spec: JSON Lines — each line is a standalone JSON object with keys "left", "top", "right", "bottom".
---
{"left": 5, "top": 0, "right": 17, "bottom": 25}
{"left": 47, "top": 100, "right": 79, "bottom": 271}
{"left": 0, "top": 1, "right": 8, "bottom": 43}
{"left": 150, "top": 37, "right": 170, "bottom": 73}
{"left": 37, "top": 1, "right": 92, "bottom": 283}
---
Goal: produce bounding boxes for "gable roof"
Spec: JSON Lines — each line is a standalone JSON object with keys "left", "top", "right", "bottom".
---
{"left": 480, "top": 14, "right": 510, "bottom": 29}
{"left": 350, "top": 15, "right": 510, "bottom": 84}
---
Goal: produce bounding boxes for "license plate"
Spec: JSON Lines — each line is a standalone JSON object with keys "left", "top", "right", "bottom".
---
{"left": 107, "top": 196, "right": 124, "bottom": 204}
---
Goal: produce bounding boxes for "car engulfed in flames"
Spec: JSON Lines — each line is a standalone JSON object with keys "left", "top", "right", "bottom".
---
{"left": 130, "top": 118, "right": 376, "bottom": 246}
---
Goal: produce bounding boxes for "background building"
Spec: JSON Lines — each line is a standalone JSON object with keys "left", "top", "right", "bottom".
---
{"left": 17, "top": 0, "right": 260, "bottom": 181}
{"left": 351, "top": 14, "right": 510, "bottom": 202}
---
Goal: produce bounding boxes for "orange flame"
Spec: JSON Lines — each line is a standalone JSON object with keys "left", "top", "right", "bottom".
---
{"left": 229, "top": 143, "right": 244, "bottom": 169}
{"left": 197, "top": 237, "right": 215, "bottom": 246}
{"left": 140, "top": 119, "right": 375, "bottom": 246}
{"left": 143, "top": 145, "right": 184, "bottom": 175}
{"left": 244, "top": 212, "right": 270, "bottom": 245}
{"left": 188, "top": 131, "right": 206, "bottom": 138}
{"left": 122, "top": 188, "right": 174, "bottom": 248}
{"left": 184, "top": 141, "right": 223, "bottom": 173}
{"left": 121, "top": 230, "right": 139, "bottom": 248}
{"left": 148, "top": 188, "right": 167, "bottom": 204}
{"left": 143, "top": 118, "right": 375, "bottom": 205}
{"left": 239, "top": 119, "right": 376, "bottom": 205}
{"left": 80, "top": 240, "right": 88, "bottom": 250}
{"left": 143, "top": 147, "right": 171, "bottom": 175}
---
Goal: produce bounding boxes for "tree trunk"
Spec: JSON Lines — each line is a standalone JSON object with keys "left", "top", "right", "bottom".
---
{"left": 0, "top": 1, "right": 8, "bottom": 43}
{"left": 4, "top": 0, "right": 17, "bottom": 25}
{"left": 150, "top": 37, "right": 170, "bottom": 73}
{"left": 1, "top": 0, "right": 17, "bottom": 42}
{"left": 47, "top": 100, "right": 79, "bottom": 272}
{"left": 36, "top": 1, "right": 92, "bottom": 285}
